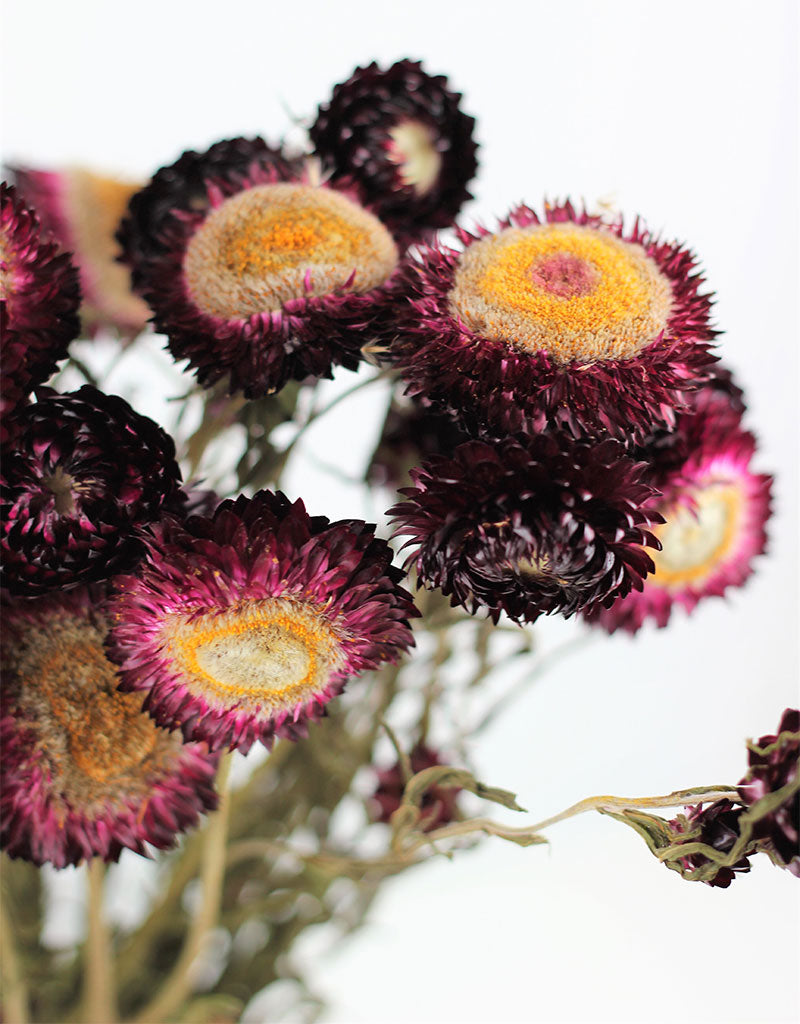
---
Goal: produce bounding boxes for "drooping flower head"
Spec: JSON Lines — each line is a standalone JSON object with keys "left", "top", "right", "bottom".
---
{"left": 119, "top": 139, "right": 402, "bottom": 398}
{"left": 10, "top": 166, "right": 150, "bottom": 337}
{"left": 106, "top": 491, "right": 417, "bottom": 753}
{"left": 738, "top": 708, "right": 800, "bottom": 876}
{"left": 370, "top": 744, "right": 461, "bottom": 832}
{"left": 1, "top": 589, "right": 218, "bottom": 868}
{"left": 584, "top": 403, "right": 772, "bottom": 634}
{"left": 1, "top": 386, "right": 183, "bottom": 595}
{"left": 390, "top": 202, "right": 717, "bottom": 443}
{"left": 309, "top": 59, "right": 478, "bottom": 240}
{"left": 0, "top": 183, "right": 81, "bottom": 444}
{"left": 390, "top": 434, "right": 662, "bottom": 624}
{"left": 665, "top": 800, "right": 754, "bottom": 888}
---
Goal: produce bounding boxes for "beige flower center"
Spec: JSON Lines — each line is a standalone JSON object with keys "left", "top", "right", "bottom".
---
{"left": 387, "top": 120, "right": 442, "bottom": 196}
{"left": 652, "top": 482, "right": 742, "bottom": 588}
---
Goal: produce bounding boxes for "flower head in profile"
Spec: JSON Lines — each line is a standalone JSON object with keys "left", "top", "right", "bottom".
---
{"left": 738, "top": 708, "right": 800, "bottom": 876}
{"left": 370, "top": 744, "right": 461, "bottom": 832}
{"left": 119, "top": 139, "right": 401, "bottom": 398}
{"left": 585, "top": 400, "right": 772, "bottom": 634}
{"left": 310, "top": 59, "right": 478, "bottom": 240}
{"left": 10, "top": 165, "right": 150, "bottom": 337}
{"left": 390, "top": 201, "right": 717, "bottom": 443}
{"left": 0, "top": 183, "right": 81, "bottom": 444}
{"left": 390, "top": 434, "right": 662, "bottom": 624}
{"left": 1, "top": 386, "right": 183, "bottom": 595}
{"left": 106, "top": 491, "right": 417, "bottom": 753}
{"left": 1, "top": 589, "right": 218, "bottom": 869}
{"left": 665, "top": 800, "right": 753, "bottom": 888}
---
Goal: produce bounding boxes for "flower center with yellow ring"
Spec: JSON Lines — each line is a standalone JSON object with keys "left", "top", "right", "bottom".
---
{"left": 184, "top": 183, "right": 398, "bottom": 319}
{"left": 448, "top": 223, "right": 673, "bottom": 365}
{"left": 9, "top": 611, "right": 180, "bottom": 811}
{"left": 161, "top": 598, "right": 346, "bottom": 717}
{"left": 387, "top": 120, "right": 442, "bottom": 196}
{"left": 651, "top": 482, "right": 742, "bottom": 589}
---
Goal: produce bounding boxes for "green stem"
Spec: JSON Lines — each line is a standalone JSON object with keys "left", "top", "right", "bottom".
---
{"left": 84, "top": 860, "right": 117, "bottom": 1024}
{"left": 129, "top": 754, "right": 233, "bottom": 1024}
{"left": 0, "top": 880, "right": 29, "bottom": 1024}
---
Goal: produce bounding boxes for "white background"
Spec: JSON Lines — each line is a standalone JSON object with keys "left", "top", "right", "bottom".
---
{"left": 2, "top": 1, "right": 798, "bottom": 1022}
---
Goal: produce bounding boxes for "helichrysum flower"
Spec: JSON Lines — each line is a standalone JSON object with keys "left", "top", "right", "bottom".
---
{"left": 585, "top": 398, "right": 772, "bottom": 633}
{"left": 309, "top": 59, "right": 478, "bottom": 240}
{"left": 1, "top": 386, "right": 183, "bottom": 595}
{"left": 1, "top": 589, "right": 218, "bottom": 869}
{"left": 389, "top": 201, "right": 717, "bottom": 443}
{"left": 390, "top": 434, "right": 662, "bottom": 624}
{"left": 666, "top": 800, "right": 753, "bottom": 888}
{"left": 119, "top": 139, "right": 401, "bottom": 398}
{"left": 0, "top": 183, "right": 80, "bottom": 444}
{"left": 10, "top": 165, "right": 150, "bottom": 337}
{"left": 106, "top": 491, "right": 417, "bottom": 753}
{"left": 738, "top": 708, "right": 800, "bottom": 876}
{"left": 370, "top": 744, "right": 460, "bottom": 832}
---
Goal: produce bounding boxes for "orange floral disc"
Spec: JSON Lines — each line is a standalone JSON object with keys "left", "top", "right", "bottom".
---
{"left": 184, "top": 183, "right": 398, "bottom": 319}
{"left": 448, "top": 222, "right": 673, "bottom": 365}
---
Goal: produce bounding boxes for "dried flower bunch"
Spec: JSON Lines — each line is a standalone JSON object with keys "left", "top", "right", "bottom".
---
{"left": 0, "top": 56, "right": 794, "bottom": 1024}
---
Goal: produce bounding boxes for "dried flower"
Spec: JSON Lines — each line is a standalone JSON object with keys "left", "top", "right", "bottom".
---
{"left": 1, "top": 589, "right": 218, "bottom": 868}
{"left": 389, "top": 201, "right": 717, "bottom": 442}
{"left": 371, "top": 744, "right": 461, "bottom": 832}
{"left": 310, "top": 59, "right": 477, "bottom": 240}
{"left": 390, "top": 434, "right": 662, "bottom": 623}
{"left": 106, "top": 491, "right": 417, "bottom": 753}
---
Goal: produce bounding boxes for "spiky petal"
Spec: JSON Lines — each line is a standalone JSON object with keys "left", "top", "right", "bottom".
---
{"left": 1, "top": 589, "right": 218, "bottom": 869}
{"left": 310, "top": 59, "right": 478, "bottom": 240}
{"left": 390, "top": 434, "right": 663, "bottom": 624}
{"left": 389, "top": 201, "right": 718, "bottom": 443}
{"left": 106, "top": 491, "right": 417, "bottom": 753}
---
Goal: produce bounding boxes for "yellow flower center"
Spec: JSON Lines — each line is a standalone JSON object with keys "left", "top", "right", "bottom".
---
{"left": 651, "top": 482, "right": 742, "bottom": 588}
{"left": 387, "top": 120, "right": 442, "bottom": 196}
{"left": 448, "top": 222, "right": 672, "bottom": 364}
{"left": 160, "top": 598, "right": 346, "bottom": 717}
{"left": 184, "top": 183, "right": 398, "bottom": 319}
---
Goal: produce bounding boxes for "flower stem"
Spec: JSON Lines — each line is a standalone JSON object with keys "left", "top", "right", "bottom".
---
{"left": 84, "top": 859, "right": 117, "bottom": 1024}
{"left": 0, "top": 878, "right": 29, "bottom": 1024}
{"left": 130, "top": 753, "right": 233, "bottom": 1024}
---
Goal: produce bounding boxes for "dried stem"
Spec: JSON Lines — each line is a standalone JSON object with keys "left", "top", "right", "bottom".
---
{"left": 130, "top": 754, "right": 233, "bottom": 1024}
{"left": 0, "top": 879, "right": 29, "bottom": 1024}
{"left": 84, "top": 859, "right": 117, "bottom": 1024}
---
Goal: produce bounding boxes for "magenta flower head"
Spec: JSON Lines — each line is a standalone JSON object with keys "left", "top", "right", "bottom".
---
{"left": 1, "top": 589, "right": 218, "bottom": 869}
{"left": 390, "top": 434, "right": 662, "bottom": 624}
{"left": 585, "top": 399, "right": 772, "bottom": 634}
{"left": 1, "top": 183, "right": 81, "bottom": 444}
{"left": 10, "top": 165, "right": 150, "bottom": 337}
{"left": 309, "top": 59, "right": 478, "bottom": 241}
{"left": 1, "top": 386, "right": 183, "bottom": 595}
{"left": 118, "top": 138, "right": 401, "bottom": 398}
{"left": 738, "top": 709, "right": 800, "bottom": 876}
{"left": 106, "top": 491, "right": 417, "bottom": 753}
{"left": 370, "top": 744, "right": 460, "bottom": 832}
{"left": 389, "top": 201, "right": 717, "bottom": 443}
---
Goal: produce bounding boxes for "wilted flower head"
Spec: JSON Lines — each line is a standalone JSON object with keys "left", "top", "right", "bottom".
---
{"left": 1, "top": 386, "right": 183, "bottom": 595}
{"left": 120, "top": 139, "right": 402, "bottom": 398}
{"left": 1, "top": 589, "right": 218, "bottom": 868}
{"left": 390, "top": 201, "right": 717, "bottom": 443}
{"left": 0, "top": 182, "right": 80, "bottom": 444}
{"left": 106, "top": 491, "right": 417, "bottom": 753}
{"left": 738, "top": 708, "right": 800, "bottom": 876}
{"left": 370, "top": 744, "right": 461, "bottom": 832}
{"left": 10, "top": 165, "right": 150, "bottom": 337}
{"left": 310, "top": 59, "right": 478, "bottom": 240}
{"left": 390, "top": 434, "right": 662, "bottom": 624}
{"left": 665, "top": 800, "right": 753, "bottom": 888}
